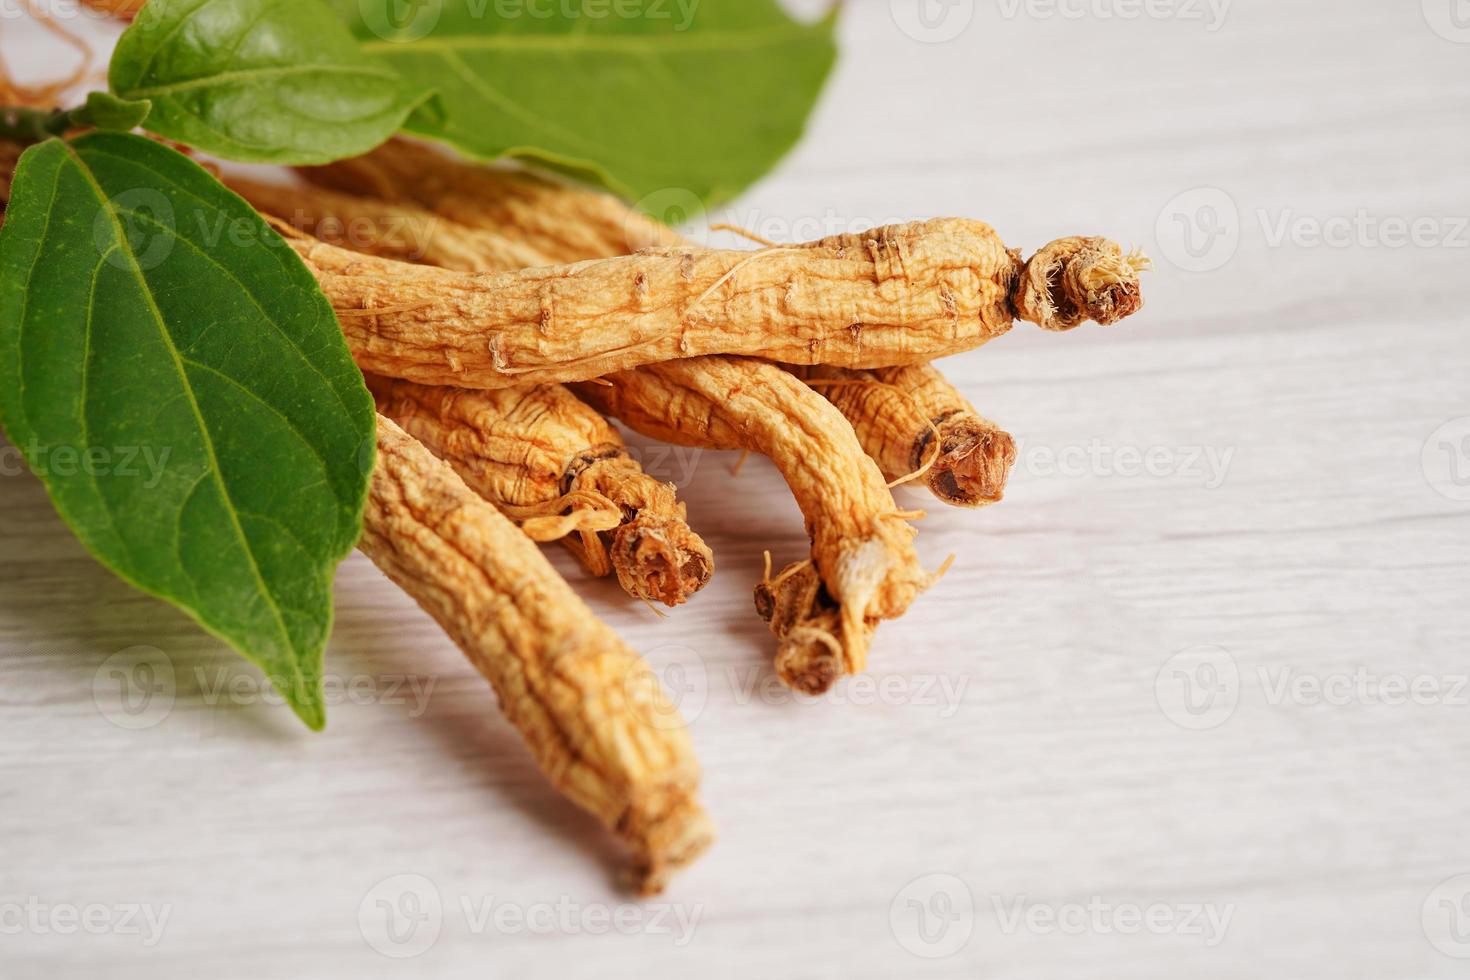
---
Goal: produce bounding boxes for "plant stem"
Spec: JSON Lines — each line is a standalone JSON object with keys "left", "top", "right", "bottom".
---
{"left": 0, "top": 105, "right": 72, "bottom": 145}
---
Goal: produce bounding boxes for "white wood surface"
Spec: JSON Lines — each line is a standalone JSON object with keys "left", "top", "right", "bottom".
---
{"left": 3, "top": 3, "right": 1469, "bottom": 977}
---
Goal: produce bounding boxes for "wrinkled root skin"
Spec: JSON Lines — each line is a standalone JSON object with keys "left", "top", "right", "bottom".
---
{"left": 567, "top": 451, "right": 714, "bottom": 607}
{"left": 363, "top": 418, "right": 713, "bottom": 892}
{"left": 367, "top": 376, "right": 711, "bottom": 607}
{"left": 755, "top": 561, "right": 876, "bottom": 696}
{"left": 789, "top": 362, "right": 1018, "bottom": 510}
{"left": 917, "top": 411, "right": 1020, "bottom": 508}
{"left": 298, "top": 138, "right": 685, "bottom": 263}
{"left": 573, "top": 356, "right": 929, "bottom": 632}
{"left": 1012, "top": 236, "right": 1150, "bottom": 332}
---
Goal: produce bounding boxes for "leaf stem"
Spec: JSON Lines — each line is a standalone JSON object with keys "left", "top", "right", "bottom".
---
{"left": 0, "top": 105, "right": 74, "bottom": 145}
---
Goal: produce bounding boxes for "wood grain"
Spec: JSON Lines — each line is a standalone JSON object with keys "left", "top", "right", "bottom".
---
{"left": 2, "top": 3, "right": 1468, "bottom": 977}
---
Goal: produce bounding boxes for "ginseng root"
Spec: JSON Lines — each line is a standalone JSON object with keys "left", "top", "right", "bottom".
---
{"left": 225, "top": 174, "right": 559, "bottom": 273}
{"left": 362, "top": 416, "right": 714, "bottom": 893}
{"left": 311, "top": 142, "right": 1027, "bottom": 508}
{"left": 368, "top": 375, "right": 713, "bottom": 607}
{"left": 755, "top": 559, "right": 877, "bottom": 696}
{"left": 289, "top": 219, "right": 1149, "bottom": 389}
{"left": 573, "top": 355, "right": 930, "bottom": 681}
{"left": 792, "top": 363, "right": 1018, "bottom": 507}
{"left": 299, "top": 137, "right": 684, "bottom": 260}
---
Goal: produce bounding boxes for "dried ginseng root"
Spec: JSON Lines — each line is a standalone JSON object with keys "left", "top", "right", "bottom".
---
{"left": 792, "top": 363, "right": 1019, "bottom": 507}
{"left": 299, "top": 138, "right": 684, "bottom": 260}
{"left": 289, "top": 219, "right": 1150, "bottom": 389}
{"left": 224, "top": 174, "right": 559, "bottom": 273}
{"left": 574, "top": 355, "right": 931, "bottom": 681}
{"left": 755, "top": 559, "right": 878, "bottom": 696}
{"left": 367, "top": 375, "right": 713, "bottom": 607}
{"left": 363, "top": 416, "right": 714, "bottom": 893}
{"left": 316, "top": 143, "right": 1021, "bottom": 509}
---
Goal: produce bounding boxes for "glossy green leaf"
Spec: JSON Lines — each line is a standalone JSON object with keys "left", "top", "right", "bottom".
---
{"left": 110, "top": 0, "right": 434, "bottom": 165}
{"left": 0, "top": 132, "right": 376, "bottom": 729}
{"left": 332, "top": 0, "right": 838, "bottom": 204}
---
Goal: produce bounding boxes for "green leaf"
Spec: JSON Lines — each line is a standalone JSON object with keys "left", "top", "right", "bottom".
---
{"left": 109, "top": 0, "right": 435, "bottom": 165}
{"left": 333, "top": 0, "right": 838, "bottom": 205}
{"left": 0, "top": 132, "right": 376, "bottom": 729}
{"left": 74, "top": 92, "right": 153, "bottom": 132}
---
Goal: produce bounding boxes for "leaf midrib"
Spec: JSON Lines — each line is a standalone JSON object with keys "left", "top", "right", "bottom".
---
{"left": 122, "top": 62, "right": 403, "bottom": 100}
{"left": 59, "top": 140, "right": 301, "bottom": 690}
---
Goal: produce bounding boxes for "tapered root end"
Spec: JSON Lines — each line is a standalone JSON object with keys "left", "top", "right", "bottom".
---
{"left": 621, "top": 793, "right": 716, "bottom": 896}
{"left": 1014, "top": 237, "right": 1151, "bottom": 332}
{"left": 754, "top": 562, "right": 875, "bottom": 696}
{"left": 610, "top": 517, "right": 715, "bottom": 607}
{"left": 923, "top": 416, "right": 1019, "bottom": 508}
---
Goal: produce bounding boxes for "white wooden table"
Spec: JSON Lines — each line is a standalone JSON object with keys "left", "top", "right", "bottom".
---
{"left": 3, "top": 3, "right": 1468, "bottom": 977}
